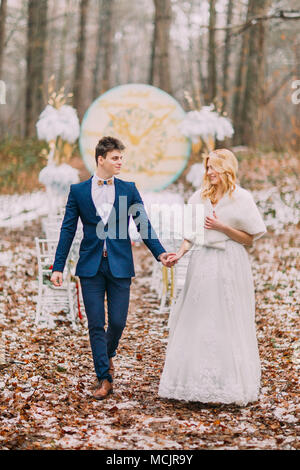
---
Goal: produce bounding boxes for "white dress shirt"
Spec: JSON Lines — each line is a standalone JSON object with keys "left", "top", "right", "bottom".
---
{"left": 91, "top": 173, "right": 115, "bottom": 252}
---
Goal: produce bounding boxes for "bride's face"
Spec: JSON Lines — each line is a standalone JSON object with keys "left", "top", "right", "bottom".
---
{"left": 206, "top": 160, "right": 221, "bottom": 185}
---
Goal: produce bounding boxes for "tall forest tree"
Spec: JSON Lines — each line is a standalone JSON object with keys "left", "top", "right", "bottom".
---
{"left": 240, "top": 0, "right": 271, "bottom": 146}
{"left": 93, "top": 0, "right": 115, "bottom": 99}
{"left": 232, "top": 2, "right": 252, "bottom": 144}
{"left": 58, "top": 0, "right": 71, "bottom": 89}
{"left": 73, "top": 0, "right": 90, "bottom": 119}
{"left": 0, "top": 0, "right": 7, "bottom": 78}
{"left": 292, "top": 42, "right": 300, "bottom": 151}
{"left": 207, "top": 0, "right": 217, "bottom": 104}
{"left": 149, "top": 0, "right": 172, "bottom": 94}
{"left": 221, "top": 0, "right": 234, "bottom": 113}
{"left": 25, "top": 0, "right": 48, "bottom": 137}
{"left": 186, "top": 1, "right": 199, "bottom": 106}
{"left": 197, "top": 33, "right": 207, "bottom": 105}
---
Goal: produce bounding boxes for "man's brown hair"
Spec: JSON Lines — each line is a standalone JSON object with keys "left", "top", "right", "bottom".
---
{"left": 95, "top": 136, "right": 125, "bottom": 165}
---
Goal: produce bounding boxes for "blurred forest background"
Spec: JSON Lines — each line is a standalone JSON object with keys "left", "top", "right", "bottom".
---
{"left": 1, "top": 2, "right": 299, "bottom": 451}
{"left": 0, "top": 0, "right": 299, "bottom": 193}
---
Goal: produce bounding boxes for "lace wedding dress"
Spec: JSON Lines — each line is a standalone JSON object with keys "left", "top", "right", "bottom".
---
{"left": 158, "top": 240, "right": 261, "bottom": 406}
{"left": 158, "top": 186, "right": 266, "bottom": 406}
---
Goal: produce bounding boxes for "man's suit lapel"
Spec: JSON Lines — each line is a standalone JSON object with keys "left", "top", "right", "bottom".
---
{"left": 112, "top": 177, "right": 121, "bottom": 216}
{"left": 82, "top": 177, "right": 101, "bottom": 221}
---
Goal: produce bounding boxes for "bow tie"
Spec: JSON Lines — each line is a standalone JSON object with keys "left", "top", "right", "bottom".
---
{"left": 97, "top": 178, "right": 113, "bottom": 186}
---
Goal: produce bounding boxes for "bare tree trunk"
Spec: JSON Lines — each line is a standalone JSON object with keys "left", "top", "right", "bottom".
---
{"left": 35, "top": 0, "right": 48, "bottom": 115}
{"left": 197, "top": 33, "right": 207, "bottom": 105}
{"left": 150, "top": 0, "right": 172, "bottom": 94}
{"left": 240, "top": 0, "right": 270, "bottom": 147}
{"left": 148, "top": 10, "right": 158, "bottom": 85}
{"left": 73, "top": 0, "right": 89, "bottom": 119}
{"left": 232, "top": 2, "right": 251, "bottom": 144}
{"left": 93, "top": 0, "right": 103, "bottom": 99}
{"left": 93, "top": 0, "right": 114, "bottom": 99}
{"left": 25, "top": 0, "right": 48, "bottom": 138}
{"left": 291, "top": 43, "right": 300, "bottom": 152}
{"left": 187, "top": 1, "right": 198, "bottom": 105}
{"left": 58, "top": 0, "right": 71, "bottom": 89}
{"left": 221, "top": 0, "right": 233, "bottom": 113}
{"left": 0, "top": 0, "right": 7, "bottom": 78}
{"left": 207, "top": 0, "right": 217, "bottom": 104}
{"left": 101, "top": 0, "right": 114, "bottom": 94}
{"left": 46, "top": 0, "right": 58, "bottom": 82}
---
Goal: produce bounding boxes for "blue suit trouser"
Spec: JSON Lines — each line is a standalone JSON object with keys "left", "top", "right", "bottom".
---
{"left": 79, "top": 256, "right": 131, "bottom": 383}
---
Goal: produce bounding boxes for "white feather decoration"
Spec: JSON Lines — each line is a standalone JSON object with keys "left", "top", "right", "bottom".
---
{"left": 36, "top": 105, "right": 60, "bottom": 142}
{"left": 179, "top": 105, "right": 234, "bottom": 142}
{"left": 186, "top": 163, "right": 205, "bottom": 188}
{"left": 36, "top": 105, "right": 80, "bottom": 144}
{"left": 56, "top": 105, "right": 80, "bottom": 143}
{"left": 39, "top": 163, "right": 80, "bottom": 195}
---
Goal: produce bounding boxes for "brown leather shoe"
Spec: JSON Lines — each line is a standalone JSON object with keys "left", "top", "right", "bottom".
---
{"left": 93, "top": 379, "right": 113, "bottom": 400}
{"left": 109, "top": 358, "right": 115, "bottom": 378}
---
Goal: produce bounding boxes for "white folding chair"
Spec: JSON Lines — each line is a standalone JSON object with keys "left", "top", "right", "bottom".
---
{"left": 148, "top": 207, "right": 175, "bottom": 298}
{"left": 42, "top": 213, "right": 64, "bottom": 240}
{"left": 43, "top": 221, "right": 62, "bottom": 240}
{"left": 170, "top": 249, "right": 191, "bottom": 306}
{"left": 149, "top": 258, "right": 162, "bottom": 295}
{"left": 35, "top": 238, "right": 78, "bottom": 329}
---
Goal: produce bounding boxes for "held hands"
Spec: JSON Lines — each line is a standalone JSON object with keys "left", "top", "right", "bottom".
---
{"left": 164, "top": 252, "right": 182, "bottom": 265}
{"left": 204, "top": 211, "right": 226, "bottom": 232}
{"left": 50, "top": 271, "right": 63, "bottom": 287}
{"left": 159, "top": 252, "right": 178, "bottom": 268}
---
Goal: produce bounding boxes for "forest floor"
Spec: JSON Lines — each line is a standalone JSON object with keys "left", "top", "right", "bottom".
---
{"left": 0, "top": 217, "right": 299, "bottom": 450}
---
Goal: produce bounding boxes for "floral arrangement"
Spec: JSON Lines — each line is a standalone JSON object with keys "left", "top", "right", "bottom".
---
{"left": 185, "top": 162, "right": 205, "bottom": 189}
{"left": 180, "top": 91, "right": 235, "bottom": 188}
{"left": 36, "top": 76, "right": 80, "bottom": 165}
{"left": 180, "top": 105, "right": 234, "bottom": 144}
{"left": 180, "top": 91, "right": 234, "bottom": 153}
{"left": 37, "top": 76, "right": 80, "bottom": 204}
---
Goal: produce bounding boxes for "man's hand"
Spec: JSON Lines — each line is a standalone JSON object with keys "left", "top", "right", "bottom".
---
{"left": 158, "top": 252, "right": 177, "bottom": 268}
{"left": 50, "top": 271, "right": 63, "bottom": 287}
{"left": 164, "top": 252, "right": 182, "bottom": 264}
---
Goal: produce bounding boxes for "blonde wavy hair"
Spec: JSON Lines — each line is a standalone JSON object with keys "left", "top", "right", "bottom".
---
{"left": 201, "top": 149, "right": 238, "bottom": 204}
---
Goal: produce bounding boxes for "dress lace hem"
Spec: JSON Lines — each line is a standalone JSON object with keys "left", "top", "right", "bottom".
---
{"left": 158, "top": 382, "right": 260, "bottom": 406}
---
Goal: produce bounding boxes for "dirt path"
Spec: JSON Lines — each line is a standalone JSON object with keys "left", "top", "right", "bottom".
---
{"left": 0, "top": 221, "right": 298, "bottom": 450}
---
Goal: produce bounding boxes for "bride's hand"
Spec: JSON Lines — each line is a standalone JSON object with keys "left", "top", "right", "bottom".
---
{"left": 159, "top": 252, "right": 177, "bottom": 267}
{"left": 166, "top": 252, "right": 182, "bottom": 264}
{"left": 204, "top": 211, "right": 226, "bottom": 232}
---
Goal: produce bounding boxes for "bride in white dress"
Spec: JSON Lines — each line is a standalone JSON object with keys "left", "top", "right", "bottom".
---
{"left": 159, "top": 149, "right": 267, "bottom": 406}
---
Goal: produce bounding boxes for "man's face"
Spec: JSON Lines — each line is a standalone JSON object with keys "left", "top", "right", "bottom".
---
{"left": 98, "top": 150, "right": 123, "bottom": 175}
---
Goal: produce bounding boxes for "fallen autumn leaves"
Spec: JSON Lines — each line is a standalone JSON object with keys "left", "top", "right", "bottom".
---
{"left": 0, "top": 218, "right": 299, "bottom": 450}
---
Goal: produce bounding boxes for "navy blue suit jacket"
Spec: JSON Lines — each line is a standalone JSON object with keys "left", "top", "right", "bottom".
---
{"left": 52, "top": 177, "right": 166, "bottom": 278}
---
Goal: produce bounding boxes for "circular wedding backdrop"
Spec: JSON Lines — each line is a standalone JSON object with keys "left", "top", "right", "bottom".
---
{"left": 79, "top": 84, "right": 191, "bottom": 192}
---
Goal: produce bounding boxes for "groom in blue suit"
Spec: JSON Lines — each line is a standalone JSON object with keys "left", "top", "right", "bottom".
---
{"left": 51, "top": 136, "right": 175, "bottom": 399}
